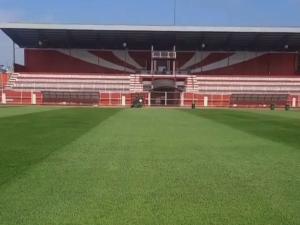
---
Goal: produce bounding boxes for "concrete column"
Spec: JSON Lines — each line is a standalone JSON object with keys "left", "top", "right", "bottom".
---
{"left": 180, "top": 92, "right": 184, "bottom": 106}
{"left": 204, "top": 96, "right": 208, "bottom": 107}
{"left": 292, "top": 97, "right": 296, "bottom": 108}
{"left": 148, "top": 92, "right": 151, "bottom": 106}
{"left": 121, "top": 95, "right": 126, "bottom": 106}
{"left": 173, "top": 60, "right": 176, "bottom": 75}
{"left": 31, "top": 92, "right": 36, "bottom": 105}
{"left": 151, "top": 60, "right": 153, "bottom": 74}
{"left": 165, "top": 92, "right": 167, "bottom": 106}
{"left": 1, "top": 92, "right": 6, "bottom": 104}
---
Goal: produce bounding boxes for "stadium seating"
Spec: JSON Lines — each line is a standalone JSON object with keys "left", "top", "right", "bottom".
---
{"left": 194, "top": 76, "right": 300, "bottom": 94}
{"left": 7, "top": 73, "right": 131, "bottom": 92}
{"left": 230, "top": 94, "right": 289, "bottom": 106}
{"left": 4, "top": 72, "right": 300, "bottom": 107}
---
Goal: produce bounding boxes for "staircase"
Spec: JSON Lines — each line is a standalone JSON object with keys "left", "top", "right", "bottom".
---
{"left": 5, "top": 73, "right": 19, "bottom": 89}
{"left": 185, "top": 75, "right": 197, "bottom": 92}
{"left": 129, "top": 74, "right": 143, "bottom": 92}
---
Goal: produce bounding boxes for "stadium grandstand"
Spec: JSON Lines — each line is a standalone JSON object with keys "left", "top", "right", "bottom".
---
{"left": 1, "top": 23, "right": 300, "bottom": 107}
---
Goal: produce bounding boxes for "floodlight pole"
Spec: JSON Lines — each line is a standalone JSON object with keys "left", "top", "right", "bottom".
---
{"left": 123, "top": 42, "right": 128, "bottom": 72}
{"left": 1, "top": 72, "right": 3, "bottom": 95}
{"left": 173, "top": 0, "right": 177, "bottom": 25}
{"left": 12, "top": 42, "right": 16, "bottom": 72}
{"left": 173, "top": 45, "right": 176, "bottom": 76}
{"left": 151, "top": 45, "right": 154, "bottom": 75}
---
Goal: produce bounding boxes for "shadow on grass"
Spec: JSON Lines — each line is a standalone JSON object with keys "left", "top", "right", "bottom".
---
{"left": 0, "top": 108, "right": 120, "bottom": 186}
{"left": 187, "top": 109, "right": 300, "bottom": 150}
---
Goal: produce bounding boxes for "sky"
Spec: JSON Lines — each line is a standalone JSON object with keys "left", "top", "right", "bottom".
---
{"left": 1, "top": 0, "right": 300, "bottom": 66}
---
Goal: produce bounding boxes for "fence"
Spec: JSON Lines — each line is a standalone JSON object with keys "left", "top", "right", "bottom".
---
{"left": 1, "top": 90, "right": 300, "bottom": 108}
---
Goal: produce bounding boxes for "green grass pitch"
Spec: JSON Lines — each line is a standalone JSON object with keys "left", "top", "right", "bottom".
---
{"left": 0, "top": 106, "right": 299, "bottom": 225}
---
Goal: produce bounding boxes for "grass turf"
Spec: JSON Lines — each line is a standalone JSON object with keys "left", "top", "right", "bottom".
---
{"left": 0, "top": 107, "right": 299, "bottom": 225}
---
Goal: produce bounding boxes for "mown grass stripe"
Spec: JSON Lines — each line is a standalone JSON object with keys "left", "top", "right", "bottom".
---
{"left": 0, "top": 108, "right": 121, "bottom": 186}
{"left": 0, "top": 106, "right": 63, "bottom": 118}
{"left": 187, "top": 109, "right": 300, "bottom": 150}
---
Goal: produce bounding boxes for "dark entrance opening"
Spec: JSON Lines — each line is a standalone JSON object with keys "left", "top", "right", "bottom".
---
{"left": 43, "top": 91, "right": 99, "bottom": 105}
{"left": 151, "top": 87, "right": 181, "bottom": 106}
{"left": 148, "top": 78, "right": 183, "bottom": 106}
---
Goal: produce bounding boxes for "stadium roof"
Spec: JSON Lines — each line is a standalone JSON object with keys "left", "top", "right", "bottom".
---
{"left": 1, "top": 23, "right": 300, "bottom": 51}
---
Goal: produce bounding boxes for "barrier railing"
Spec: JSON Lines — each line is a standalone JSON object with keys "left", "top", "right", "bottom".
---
{"left": 1, "top": 90, "right": 299, "bottom": 108}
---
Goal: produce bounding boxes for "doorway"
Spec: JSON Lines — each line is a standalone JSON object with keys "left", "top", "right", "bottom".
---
{"left": 151, "top": 87, "right": 181, "bottom": 106}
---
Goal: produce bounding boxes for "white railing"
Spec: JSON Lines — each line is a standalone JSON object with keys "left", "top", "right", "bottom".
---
{"left": 17, "top": 73, "right": 130, "bottom": 80}
{"left": 194, "top": 75, "right": 300, "bottom": 94}
{"left": 197, "top": 81, "right": 300, "bottom": 86}
{"left": 16, "top": 79, "right": 130, "bottom": 84}
{"left": 197, "top": 76, "right": 300, "bottom": 82}
{"left": 10, "top": 73, "right": 131, "bottom": 92}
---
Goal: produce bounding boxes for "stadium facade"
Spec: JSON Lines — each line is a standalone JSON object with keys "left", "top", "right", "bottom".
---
{"left": 1, "top": 23, "right": 300, "bottom": 107}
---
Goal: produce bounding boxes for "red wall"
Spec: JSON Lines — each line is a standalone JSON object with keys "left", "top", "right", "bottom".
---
{"left": 0, "top": 73, "right": 9, "bottom": 87}
{"left": 18, "top": 49, "right": 299, "bottom": 76}
{"left": 200, "top": 53, "right": 298, "bottom": 76}
{"left": 23, "top": 49, "right": 123, "bottom": 74}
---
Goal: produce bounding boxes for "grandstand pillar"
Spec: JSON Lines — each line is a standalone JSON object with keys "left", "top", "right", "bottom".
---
{"left": 173, "top": 60, "right": 176, "bottom": 75}
{"left": 180, "top": 92, "right": 184, "bottom": 106}
{"left": 148, "top": 92, "right": 151, "bottom": 106}
{"left": 165, "top": 92, "right": 167, "bottom": 106}
{"left": 31, "top": 92, "right": 36, "bottom": 105}
{"left": 151, "top": 60, "right": 153, "bottom": 74}
{"left": 292, "top": 97, "right": 296, "bottom": 108}
{"left": 204, "top": 96, "right": 208, "bottom": 107}
{"left": 121, "top": 95, "right": 126, "bottom": 106}
{"left": 1, "top": 92, "right": 6, "bottom": 104}
{"left": 109, "top": 92, "right": 111, "bottom": 105}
